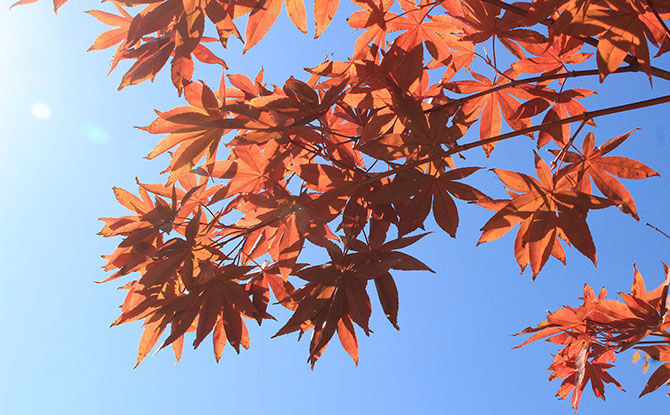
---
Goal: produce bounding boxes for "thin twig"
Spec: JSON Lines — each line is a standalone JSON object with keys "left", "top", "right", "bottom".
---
{"left": 551, "top": 118, "right": 589, "bottom": 170}
{"left": 645, "top": 222, "right": 670, "bottom": 241}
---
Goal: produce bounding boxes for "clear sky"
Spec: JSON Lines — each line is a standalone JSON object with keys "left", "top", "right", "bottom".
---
{"left": 1, "top": 2, "right": 669, "bottom": 414}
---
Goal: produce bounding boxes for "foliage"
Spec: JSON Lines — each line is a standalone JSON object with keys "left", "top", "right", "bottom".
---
{"left": 16, "top": 0, "right": 670, "bottom": 410}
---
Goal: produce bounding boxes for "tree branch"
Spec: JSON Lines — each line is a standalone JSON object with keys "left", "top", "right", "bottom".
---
{"left": 224, "top": 95, "right": 670, "bottom": 246}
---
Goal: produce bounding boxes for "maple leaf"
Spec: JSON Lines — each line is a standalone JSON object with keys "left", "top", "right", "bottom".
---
{"left": 549, "top": 0, "right": 666, "bottom": 80}
{"left": 86, "top": 0, "right": 231, "bottom": 92}
{"left": 517, "top": 265, "right": 670, "bottom": 405}
{"left": 245, "top": 266, "right": 296, "bottom": 323}
{"left": 119, "top": 260, "right": 262, "bottom": 366}
{"left": 538, "top": 89, "right": 595, "bottom": 147}
{"left": 445, "top": 69, "right": 533, "bottom": 155}
{"left": 348, "top": 0, "right": 397, "bottom": 58}
{"left": 232, "top": 189, "right": 343, "bottom": 279}
{"left": 588, "top": 1, "right": 657, "bottom": 80}
{"left": 180, "top": 265, "right": 258, "bottom": 350}
{"left": 553, "top": 345, "right": 625, "bottom": 410}
{"left": 371, "top": 167, "right": 486, "bottom": 237}
{"left": 459, "top": 0, "right": 547, "bottom": 58}
{"left": 511, "top": 86, "right": 596, "bottom": 147}
{"left": 118, "top": 36, "right": 175, "bottom": 89}
{"left": 139, "top": 81, "right": 249, "bottom": 183}
{"left": 98, "top": 185, "right": 172, "bottom": 283}
{"left": 219, "top": 77, "right": 348, "bottom": 146}
{"left": 554, "top": 130, "right": 660, "bottom": 220}
{"left": 86, "top": 6, "right": 133, "bottom": 73}
{"left": 274, "top": 231, "right": 432, "bottom": 366}
{"left": 244, "top": 0, "right": 285, "bottom": 53}
{"left": 513, "top": 285, "right": 629, "bottom": 410}
{"left": 273, "top": 260, "right": 371, "bottom": 366}
{"left": 123, "top": 0, "right": 182, "bottom": 48}
{"left": 99, "top": 173, "right": 222, "bottom": 285}
{"left": 348, "top": 231, "right": 435, "bottom": 328}
{"left": 515, "top": 284, "right": 610, "bottom": 347}
{"left": 388, "top": 0, "right": 457, "bottom": 57}
{"left": 479, "top": 153, "right": 612, "bottom": 277}
{"left": 291, "top": 162, "right": 371, "bottom": 240}
{"left": 201, "top": 140, "right": 289, "bottom": 201}
{"left": 513, "top": 34, "right": 592, "bottom": 75}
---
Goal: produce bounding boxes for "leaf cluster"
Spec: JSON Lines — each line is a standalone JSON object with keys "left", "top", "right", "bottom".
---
{"left": 17, "top": 0, "right": 670, "bottom": 410}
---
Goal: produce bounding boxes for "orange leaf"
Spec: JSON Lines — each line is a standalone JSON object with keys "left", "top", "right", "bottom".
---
{"left": 314, "top": 0, "right": 339, "bottom": 38}
{"left": 640, "top": 362, "right": 670, "bottom": 397}
{"left": 285, "top": 0, "right": 307, "bottom": 33}
{"left": 244, "top": 0, "right": 283, "bottom": 53}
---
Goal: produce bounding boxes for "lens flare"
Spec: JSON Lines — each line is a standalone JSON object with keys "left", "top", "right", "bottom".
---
{"left": 80, "top": 123, "right": 110, "bottom": 144}
{"left": 30, "top": 102, "right": 52, "bottom": 120}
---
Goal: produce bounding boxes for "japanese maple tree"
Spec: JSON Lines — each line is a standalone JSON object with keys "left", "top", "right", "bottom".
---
{"left": 16, "top": 0, "right": 670, "bottom": 411}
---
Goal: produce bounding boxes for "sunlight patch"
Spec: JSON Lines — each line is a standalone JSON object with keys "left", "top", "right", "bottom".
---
{"left": 30, "top": 102, "right": 52, "bottom": 120}
{"left": 80, "top": 123, "right": 110, "bottom": 144}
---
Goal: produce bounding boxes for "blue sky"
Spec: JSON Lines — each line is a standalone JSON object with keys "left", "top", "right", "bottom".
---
{"left": 1, "top": 1, "right": 669, "bottom": 414}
